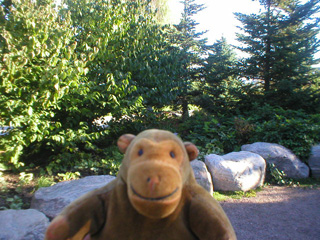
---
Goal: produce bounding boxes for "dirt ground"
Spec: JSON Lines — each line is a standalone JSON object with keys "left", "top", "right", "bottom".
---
{"left": 220, "top": 186, "right": 320, "bottom": 240}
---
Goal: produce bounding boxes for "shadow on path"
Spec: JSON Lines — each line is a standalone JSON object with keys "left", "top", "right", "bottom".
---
{"left": 221, "top": 186, "right": 320, "bottom": 240}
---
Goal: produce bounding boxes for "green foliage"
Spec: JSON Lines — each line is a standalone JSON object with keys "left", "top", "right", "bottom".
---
{"left": 0, "top": 0, "right": 184, "bottom": 171}
{"left": 0, "top": 0, "right": 318, "bottom": 182}
{"left": 176, "top": 105, "right": 320, "bottom": 165}
{"left": 18, "top": 172, "right": 34, "bottom": 185}
{"left": 198, "top": 37, "right": 243, "bottom": 114}
{"left": 57, "top": 171, "right": 80, "bottom": 181}
{"left": 0, "top": 0, "right": 86, "bottom": 169}
{"left": 248, "top": 105, "right": 320, "bottom": 161}
{"left": 0, "top": 195, "right": 24, "bottom": 210}
{"left": 212, "top": 191, "right": 229, "bottom": 201}
{"left": 43, "top": 144, "right": 123, "bottom": 176}
{"left": 173, "top": 0, "right": 208, "bottom": 119}
{"left": 36, "top": 176, "right": 55, "bottom": 189}
{"left": 213, "top": 189, "right": 260, "bottom": 201}
{"left": 177, "top": 112, "right": 238, "bottom": 158}
{"left": 235, "top": 0, "right": 320, "bottom": 112}
{"left": 266, "top": 163, "right": 296, "bottom": 186}
{"left": 296, "top": 177, "right": 320, "bottom": 189}
{"left": 107, "top": 109, "right": 180, "bottom": 139}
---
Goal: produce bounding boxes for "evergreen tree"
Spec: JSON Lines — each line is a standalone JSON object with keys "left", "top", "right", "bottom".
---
{"left": 199, "top": 37, "right": 242, "bottom": 113}
{"left": 236, "top": 0, "right": 320, "bottom": 111}
{"left": 173, "top": 0, "right": 208, "bottom": 119}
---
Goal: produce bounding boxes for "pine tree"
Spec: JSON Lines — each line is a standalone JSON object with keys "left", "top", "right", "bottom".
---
{"left": 173, "top": 0, "right": 208, "bottom": 119}
{"left": 236, "top": 0, "right": 320, "bottom": 111}
{"left": 199, "top": 37, "right": 241, "bottom": 113}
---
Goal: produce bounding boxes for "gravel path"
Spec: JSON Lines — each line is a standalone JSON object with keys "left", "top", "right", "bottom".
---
{"left": 220, "top": 186, "right": 320, "bottom": 240}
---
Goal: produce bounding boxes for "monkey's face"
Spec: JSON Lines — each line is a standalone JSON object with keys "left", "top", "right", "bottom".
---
{"left": 117, "top": 129, "right": 198, "bottom": 219}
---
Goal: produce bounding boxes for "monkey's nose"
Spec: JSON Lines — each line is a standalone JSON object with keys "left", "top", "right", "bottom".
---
{"left": 147, "top": 176, "right": 160, "bottom": 193}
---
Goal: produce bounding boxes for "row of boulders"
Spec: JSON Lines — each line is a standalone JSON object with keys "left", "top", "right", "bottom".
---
{"left": 192, "top": 142, "right": 313, "bottom": 193}
{"left": 0, "top": 176, "right": 117, "bottom": 240}
{"left": 0, "top": 142, "right": 319, "bottom": 240}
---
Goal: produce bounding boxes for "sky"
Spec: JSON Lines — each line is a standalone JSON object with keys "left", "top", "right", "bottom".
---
{"left": 168, "top": 0, "right": 262, "bottom": 46}
{"left": 167, "top": 0, "right": 320, "bottom": 65}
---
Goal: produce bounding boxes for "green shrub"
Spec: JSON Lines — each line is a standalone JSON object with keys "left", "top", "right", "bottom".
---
{"left": 0, "top": 0, "right": 86, "bottom": 169}
{"left": 248, "top": 105, "right": 320, "bottom": 161}
{"left": 0, "top": 195, "right": 24, "bottom": 210}
{"left": 177, "top": 112, "right": 238, "bottom": 158}
{"left": 0, "top": 0, "right": 184, "bottom": 172}
{"left": 176, "top": 106, "right": 320, "bottom": 164}
{"left": 266, "top": 163, "right": 295, "bottom": 186}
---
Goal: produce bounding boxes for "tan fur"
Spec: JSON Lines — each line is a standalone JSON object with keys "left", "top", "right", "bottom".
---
{"left": 45, "top": 129, "right": 236, "bottom": 240}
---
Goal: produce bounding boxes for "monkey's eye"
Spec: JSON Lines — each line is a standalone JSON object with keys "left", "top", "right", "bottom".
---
{"left": 170, "top": 151, "right": 175, "bottom": 158}
{"left": 138, "top": 149, "right": 143, "bottom": 156}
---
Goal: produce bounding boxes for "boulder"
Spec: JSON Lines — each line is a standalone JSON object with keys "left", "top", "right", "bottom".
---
{"left": 205, "top": 151, "right": 266, "bottom": 192}
{"left": 0, "top": 209, "right": 49, "bottom": 240}
{"left": 31, "top": 175, "right": 116, "bottom": 218}
{"left": 191, "top": 160, "right": 214, "bottom": 194}
{"left": 241, "top": 142, "right": 309, "bottom": 179}
{"left": 309, "top": 145, "right": 320, "bottom": 178}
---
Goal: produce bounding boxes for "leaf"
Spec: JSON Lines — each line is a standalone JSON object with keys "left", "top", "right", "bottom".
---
{"left": 54, "top": 83, "right": 59, "bottom": 91}
{"left": 27, "top": 107, "right": 33, "bottom": 116}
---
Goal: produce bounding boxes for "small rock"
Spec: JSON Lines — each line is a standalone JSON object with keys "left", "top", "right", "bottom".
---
{"left": 31, "top": 175, "right": 116, "bottom": 218}
{"left": 0, "top": 209, "right": 49, "bottom": 240}
{"left": 191, "top": 160, "right": 214, "bottom": 194}
{"left": 205, "top": 151, "right": 266, "bottom": 192}
{"left": 309, "top": 145, "right": 320, "bottom": 178}
{"left": 241, "top": 142, "right": 309, "bottom": 179}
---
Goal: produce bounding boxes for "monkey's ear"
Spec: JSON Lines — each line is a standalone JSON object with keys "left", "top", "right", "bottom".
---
{"left": 117, "top": 134, "right": 136, "bottom": 153}
{"left": 184, "top": 142, "right": 199, "bottom": 161}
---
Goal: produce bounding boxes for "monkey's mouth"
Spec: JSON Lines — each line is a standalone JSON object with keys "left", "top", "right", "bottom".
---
{"left": 131, "top": 186, "right": 179, "bottom": 201}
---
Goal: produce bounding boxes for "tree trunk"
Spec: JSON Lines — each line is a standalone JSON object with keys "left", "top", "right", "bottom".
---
{"left": 264, "top": 0, "right": 271, "bottom": 93}
{"left": 182, "top": 96, "right": 189, "bottom": 121}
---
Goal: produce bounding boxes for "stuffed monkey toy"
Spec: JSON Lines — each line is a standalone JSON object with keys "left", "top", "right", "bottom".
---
{"left": 45, "top": 129, "right": 236, "bottom": 240}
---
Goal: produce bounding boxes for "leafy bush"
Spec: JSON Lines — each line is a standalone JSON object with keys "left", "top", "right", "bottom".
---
{"left": 177, "top": 112, "right": 238, "bottom": 158}
{"left": 248, "top": 105, "right": 320, "bottom": 161}
{"left": 175, "top": 106, "right": 320, "bottom": 164}
{"left": 0, "top": 0, "right": 182, "bottom": 172}
{"left": 0, "top": 0, "right": 86, "bottom": 169}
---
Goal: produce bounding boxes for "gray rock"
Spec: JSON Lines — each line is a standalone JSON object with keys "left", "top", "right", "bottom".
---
{"left": 0, "top": 209, "right": 49, "bottom": 240}
{"left": 191, "top": 160, "right": 214, "bottom": 194}
{"left": 241, "top": 142, "right": 309, "bottom": 179}
{"left": 31, "top": 175, "right": 116, "bottom": 218}
{"left": 309, "top": 145, "right": 320, "bottom": 178}
{"left": 205, "top": 151, "right": 266, "bottom": 192}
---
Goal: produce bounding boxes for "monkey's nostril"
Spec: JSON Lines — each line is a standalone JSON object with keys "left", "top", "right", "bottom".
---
{"left": 147, "top": 177, "right": 151, "bottom": 182}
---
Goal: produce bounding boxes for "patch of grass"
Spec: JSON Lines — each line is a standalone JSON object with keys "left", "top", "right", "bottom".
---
{"left": 213, "top": 188, "right": 262, "bottom": 201}
{"left": 36, "top": 176, "right": 55, "bottom": 190}
{"left": 212, "top": 191, "right": 230, "bottom": 201}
